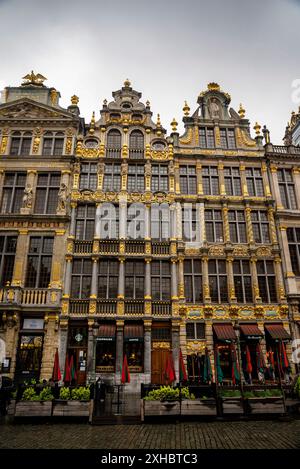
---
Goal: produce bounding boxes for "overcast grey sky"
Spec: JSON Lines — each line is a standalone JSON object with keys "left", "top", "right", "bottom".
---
{"left": 0, "top": 0, "right": 299, "bottom": 143}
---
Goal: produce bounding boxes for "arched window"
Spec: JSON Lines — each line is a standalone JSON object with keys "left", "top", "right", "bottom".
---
{"left": 129, "top": 130, "right": 144, "bottom": 158}
{"left": 106, "top": 129, "right": 121, "bottom": 158}
{"left": 10, "top": 131, "right": 32, "bottom": 156}
{"left": 42, "top": 131, "right": 65, "bottom": 156}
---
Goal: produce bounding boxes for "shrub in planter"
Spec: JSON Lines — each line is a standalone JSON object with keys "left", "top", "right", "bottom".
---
{"left": 294, "top": 376, "right": 300, "bottom": 399}
{"left": 39, "top": 387, "right": 54, "bottom": 401}
{"left": 59, "top": 387, "right": 71, "bottom": 400}
{"left": 220, "top": 389, "right": 241, "bottom": 398}
{"left": 144, "top": 386, "right": 194, "bottom": 402}
{"left": 71, "top": 387, "right": 90, "bottom": 401}
{"left": 21, "top": 387, "right": 39, "bottom": 401}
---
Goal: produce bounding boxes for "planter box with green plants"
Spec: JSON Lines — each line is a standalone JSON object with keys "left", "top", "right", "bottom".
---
{"left": 219, "top": 389, "right": 244, "bottom": 415}
{"left": 181, "top": 393, "right": 217, "bottom": 416}
{"left": 15, "top": 386, "right": 54, "bottom": 417}
{"left": 52, "top": 386, "right": 91, "bottom": 417}
{"left": 243, "top": 389, "right": 285, "bottom": 414}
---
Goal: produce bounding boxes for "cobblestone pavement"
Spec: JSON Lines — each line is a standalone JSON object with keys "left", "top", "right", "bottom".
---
{"left": 0, "top": 419, "right": 300, "bottom": 449}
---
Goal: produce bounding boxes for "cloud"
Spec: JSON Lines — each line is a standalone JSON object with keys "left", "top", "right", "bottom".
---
{"left": 0, "top": 0, "right": 299, "bottom": 143}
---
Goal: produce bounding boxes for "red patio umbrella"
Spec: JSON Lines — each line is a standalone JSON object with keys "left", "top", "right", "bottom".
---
{"left": 164, "top": 352, "right": 176, "bottom": 383}
{"left": 121, "top": 355, "right": 130, "bottom": 384}
{"left": 52, "top": 348, "right": 61, "bottom": 382}
{"left": 280, "top": 341, "right": 289, "bottom": 369}
{"left": 63, "top": 355, "right": 71, "bottom": 383}
{"left": 179, "top": 349, "right": 187, "bottom": 382}
{"left": 245, "top": 345, "right": 253, "bottom": 375}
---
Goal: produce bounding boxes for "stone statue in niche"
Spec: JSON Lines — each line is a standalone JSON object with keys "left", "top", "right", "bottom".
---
{"left": 57, "top": 183, "right": 68, "bottom": 211}
{"left": 22, "top": 184, "right": 33, "bottom": 209}
{"left": 209, "top": 98, "right": 221, "bottom": 119}
{"left": 144, "top": 161, "right": 152, "bottom": 177}
{"left": 168, "top": 160, "right": 175, "bottom": 176}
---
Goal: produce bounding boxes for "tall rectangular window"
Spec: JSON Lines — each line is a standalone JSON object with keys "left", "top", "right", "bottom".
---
{"left": 278, "top": 169, "right": 297, "bottom": 209}
{"left": 224, "top": 167, "right": 241, "bottom": 195}
{"left": 251, "top": 211, "right": 270, "bottom": 243}
{"left": 184, "top": 259, "right": 202, "bottom": 303}
{"left": 202, "top": 166, "right": 219, "bottom": 195}
{"left": 1, "top": 172, "right": 26, "bottom": 214}
{"left": 125, "top": 261, "right": 145, "bottom": 299}
{"left": 127, "top": 165, "right": 145, "bottom": 192}
{"left": 287, "top": 227, "right": 300, "bottom": 275}
{"left": 34, "top": 173, "right": 60, "bottom": 214}
{"left": 151, "top": 165, "right": 168, "bottom": 192}
{"left": 257, "top": 260, "right": 277, "bottom": 303}
{"left": 199, "top": 127, "right": 215, "bottom": 148}
{"left": 100, "top": 204, "right": 119, "bottom": 239}
{"left": 79, "top": 163, "right": 98, "bottom": 191}
{"left": 179, "top": 166, "right": 197, "bottom": 194}
{"left": 151, "top": 204, "right": 170, "bottom": 241}
{"left": 228, "top": 210, "right": 247, "bottom": 243}
{"left": 0, "top": 235, "right": 17, "bottom": 287}
{"left": 182, "top": 207, "right": 198, "bottom": 242}
{"left": 220, "top": 128, "right": 236, "bottom": 149}
{"left": 127, "top": 204, "right": 145, "bottom": 239}
{"left": 98, "top": 259, "right": 119, "bottom": 298}
{"left": 70, "top": 258, "right": 92, "bottom": 299}
{"left": 75, "top": 205, "right": 96, "bottom": 240}
{"left": 103, "top": 163, "right": 121, "bottom": 192}
{"left": 151, "top": 261, "right": 171, "bottom": 301}
{"left": 10, "top": 132, "right": 32, "bottom": 156}
{"left": 233, "top": 260, "right": 252, "bottom": 303}
{"left": 25, "top": 237, "right": 54, "bottom": 288}
{"left": 205, "top": 209, "right": 223, "bottom": 243}
{"left": 246, "top": 168, "right": 264, "bottom": 197}
{"left": 208, "top": 259, "right": 228, "bottom": 303}
{"left": 186, "top": 322, "right": 205, "bottom": 339}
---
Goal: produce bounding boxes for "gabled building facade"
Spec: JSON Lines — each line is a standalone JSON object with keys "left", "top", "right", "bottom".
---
{"left": 0, "top": 74, "right": 296, "bottom": 392}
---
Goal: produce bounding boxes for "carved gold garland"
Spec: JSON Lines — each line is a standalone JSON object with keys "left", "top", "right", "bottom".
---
{"left": 179, "top": 128, "right": 193, "bottom": 145}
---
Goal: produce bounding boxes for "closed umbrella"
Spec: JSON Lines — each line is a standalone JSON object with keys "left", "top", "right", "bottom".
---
{"left": 280, "top": 341, "right": 289, "bottom": 369}
{"left": 215, "top": 348, "right": 223, "bottom": 384}
{"left": 256, "top": 343, "right": 265, "bottom": 382}
{"left": 245, "top": 345, "right": 253, "bottom": 384}
{"left": 179, "top": 349, "right": 187, "bottom": 382}
{"left": 164, "top": 352, "right": 176, "bottom": 383}
{"left": 203, "top": 348, "right": 212, "bottom": 383}
{"left": 69, "top": 355, "right": 77, "bottom": 382}
{"left": 52, "top": 348, "right": 61, "bottom": 382}
{"left": 267, "top": 347, "right": 276, "bottom": 381}
{"left": 63, "top": 355, "right": 71, "bottom": 384}
{"left": 121, "top": 355, "right": 130, "bottom": 384}
{"left": 230, "top": 343, "right": 240, "bottom": 385}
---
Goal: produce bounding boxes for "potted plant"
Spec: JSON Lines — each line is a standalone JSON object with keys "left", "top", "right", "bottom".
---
{"left": 219, "top": 389, "right": 244, "bottom": 415}
{"left": 142, "top": 386, "right": 181, "bottom": 419}
{"left": 244, "top": 389, "right": 285, "bottom": 414}
{"left": 53, "top": 386, "right": 91, "bottom": 417}
{"left": 15, "top": 386, "right": 54, "bottom": 417}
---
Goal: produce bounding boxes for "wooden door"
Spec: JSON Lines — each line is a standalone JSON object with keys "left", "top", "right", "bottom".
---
{"left": 151, "top": 348, "right": 169, "bottom": 384}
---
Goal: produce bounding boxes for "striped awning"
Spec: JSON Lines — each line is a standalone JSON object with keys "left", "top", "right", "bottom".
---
{"left": 213, "top": 323, "right": 236, "bottom": 342}
{"left": 240, "top": 323, "right": 263, "bottom": 338}
{"left": 98, "top": 323, "right": 116, "bottom": 338}
{"left": 264, "top": 323, "right": 291, "bottom": 340}
{"left": 124, "top": 324, "right": 144, "bottom": 339}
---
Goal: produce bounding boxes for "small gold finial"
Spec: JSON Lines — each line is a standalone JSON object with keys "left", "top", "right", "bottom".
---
{"left": 253, "top": 122, "right": 261, "bottom": 136}
{"left": 238, "top": 103, "right": 245, "bottom": 118}
{"left": 171, "top": 118, "right": 178, "bottom": 132}
{"left": 124, "top": 78, "right": 131, "bottom": 87}
{"left": 89, "top": 111, "right": 95, "bottom": 134}
{"left": 71, "top": 95, "right": 79, "bottom": 105}
{"left": 183, "top": 101, "right": 190, "bottom": 116}
{"left": 207, "top": 82, "right": 220, "bottom": 92}
{"left": 156, "top": 113, "right": 161, "bottom": 127}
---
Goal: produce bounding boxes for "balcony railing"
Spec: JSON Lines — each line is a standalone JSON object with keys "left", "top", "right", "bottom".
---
{"left": 125, "top": 241, "right": 145, "bottom": 254}
{"left": 129, "top": 149, "right": 144, "bottom": 159}
{"left": 99, "top": 240, "right": 119, "bottom": 254}
{"left": 152, "top": 301, "right": 171, "bottom": 316}
{"left": 21, "top": 289, "right": 48, "bottom": 305}
{"left": 106, "top": 148, "right": 122, "bottom": 159}
{"left": 69, "top": 299, "right": 89, "bottom": 315}
{"left": 271, "top": 145, "right": 300, "bottom": 155}
{"left": 152, "top": 242, "right": 170, "bottom": 256}
{"left": 97, "top": 300, "right": 117, "bottom": 315}
{"left": 74, "top": 240, "right": 93, "bottom": 254}
{"left": 124, "top": 300, "right": 145, "bottom": 315}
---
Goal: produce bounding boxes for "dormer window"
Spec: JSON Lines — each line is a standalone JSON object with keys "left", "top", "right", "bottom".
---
{"left": 122, "top": 103, "right": 132, "bottom": 110}
{"left": 10, "top": 131, "right": 32, "bottom": 156}
{"left": 42, "top": 131, "right": 64, "bottom": 156}
{"left": 85, "top": 138, "right": 99, "bottom": 148}
{"left": 110, "top": 113, "right": 121, "bottom": 121}
{"left": 151, "top": 141, "right": 166, "bottom": 151}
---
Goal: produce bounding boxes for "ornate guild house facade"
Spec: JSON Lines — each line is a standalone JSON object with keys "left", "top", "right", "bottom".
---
{"left": 0, "top": 73, "right": 299, "bottom": 391}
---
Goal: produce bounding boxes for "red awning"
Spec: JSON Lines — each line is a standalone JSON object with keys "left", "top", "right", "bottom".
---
{"left": 240, "top": 323, "right": 263, "bottom": 338}
{"left": 124, "top": 324, "right": 144, "bottom": 339}
{"left": 213, "top": 323, "right": 236, "bottom": 342}
{"left": 98, "top": 324, "right": 116, "bottom": 338}
{"left": 264, "top": 323, "right": 291, "bottom": 340}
